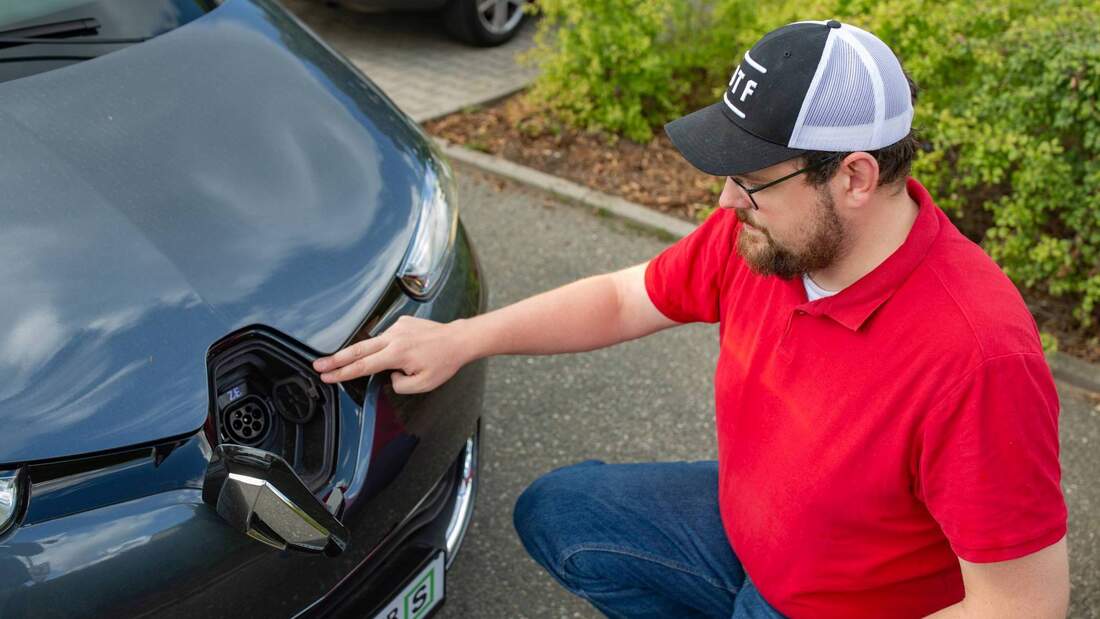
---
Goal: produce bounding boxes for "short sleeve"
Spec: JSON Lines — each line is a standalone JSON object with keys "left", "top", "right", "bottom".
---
{"left": 917, "top": 352, "right": 1067, "bottom": 563}
{"left": 644, "top": 207, "right": 740, "bottom": 324}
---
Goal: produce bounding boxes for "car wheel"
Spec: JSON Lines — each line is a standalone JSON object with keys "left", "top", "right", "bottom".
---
{"left": 442, "top": 0, "right": 528, "bottom": 47}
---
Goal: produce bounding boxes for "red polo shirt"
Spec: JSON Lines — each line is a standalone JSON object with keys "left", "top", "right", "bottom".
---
{"left": 644, "top": 178, "right": 1066, "bottom": 618}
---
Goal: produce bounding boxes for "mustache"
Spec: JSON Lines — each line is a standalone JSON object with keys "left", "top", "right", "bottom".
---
{"left": 733, "top": 207, "right": 777, "bottom": 245}
{"left": 734, "top": 208, "right": 761, "bottom": 230}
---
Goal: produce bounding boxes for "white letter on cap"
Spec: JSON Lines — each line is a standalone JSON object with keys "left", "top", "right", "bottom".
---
{"left": 740, "top": 80, "right": 757, "bottom": 102}
{"left": 729, "top": 67, "right": 745, "bottom": 94}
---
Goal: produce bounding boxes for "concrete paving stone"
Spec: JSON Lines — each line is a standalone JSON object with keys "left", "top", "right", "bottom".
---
{"left": 283, "top": 0, "right": 538, "bottom": 122}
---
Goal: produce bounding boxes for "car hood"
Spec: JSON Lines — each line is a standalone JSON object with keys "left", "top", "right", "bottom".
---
{"left": 0, "top": 0, "right": 432, "bottom": 464}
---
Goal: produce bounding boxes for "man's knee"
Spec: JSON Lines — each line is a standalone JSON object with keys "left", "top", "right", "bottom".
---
{"left": 512, "top": 474, "right": 549, "bottom": 551}
{"left": 513, "top": 460, "right": 607, "bottom": 568}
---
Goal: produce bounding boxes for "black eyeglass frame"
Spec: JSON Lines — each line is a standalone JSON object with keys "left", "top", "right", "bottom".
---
{"left": 728, "top": 155, "right": 839, "bottom": 210}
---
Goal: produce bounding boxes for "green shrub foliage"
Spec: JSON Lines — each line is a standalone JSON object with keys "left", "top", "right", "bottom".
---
{"left": 525, "top": 0, "right": 1100, "bottom": 328}
{"left": 523, "top": 0, "right": 694, "bottom": 142}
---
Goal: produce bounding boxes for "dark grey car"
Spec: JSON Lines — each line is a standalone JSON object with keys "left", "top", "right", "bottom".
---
{"left": 0, "top": 1, "right": 486, "bottom": 616}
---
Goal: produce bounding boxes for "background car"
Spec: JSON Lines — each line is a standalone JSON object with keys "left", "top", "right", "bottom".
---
{"left": 329, "top": 0, "right": 530, "bottom": 46}
{"left": 0, "top": 0, "right": 487, "bottom": 617}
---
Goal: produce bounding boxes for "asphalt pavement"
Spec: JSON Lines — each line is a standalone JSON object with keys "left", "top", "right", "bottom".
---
{"left": 443, "top": 168, "right": 1100, "bottom": 618}
{"left": 439, "top": 169, "right": 719, "bottom": 618}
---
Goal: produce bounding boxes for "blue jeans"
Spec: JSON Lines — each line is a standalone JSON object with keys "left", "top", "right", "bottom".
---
{"left": 513, "top": 460, "right": 785, "bottom": 619}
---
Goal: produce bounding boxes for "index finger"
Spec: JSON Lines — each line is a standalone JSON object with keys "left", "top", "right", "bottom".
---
{"left": 313, "top": 337, "right": 387, "bottom": 373}
{"left": 319, "top": 346, "right": 399, "bottom": 383}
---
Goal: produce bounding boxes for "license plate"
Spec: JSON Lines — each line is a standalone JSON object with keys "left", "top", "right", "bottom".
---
{"left": 371, "top": 552, "right": 445, "bottom": 619}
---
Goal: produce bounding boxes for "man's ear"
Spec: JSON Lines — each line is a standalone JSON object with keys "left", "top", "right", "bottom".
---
{"left": 837, "top": 152, "right": 880, "bottom": 206}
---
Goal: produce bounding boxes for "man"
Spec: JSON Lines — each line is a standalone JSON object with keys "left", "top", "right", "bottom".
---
{"left": 313, "top": 20, "right": 1069, "bottom": 619}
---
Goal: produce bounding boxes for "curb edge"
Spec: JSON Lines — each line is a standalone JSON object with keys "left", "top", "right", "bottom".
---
{"left": 435, "top": 138, "right": 697, "bottom": 239}
{"left": 1050, "top": 352, "right": 1100, "bottom": 396}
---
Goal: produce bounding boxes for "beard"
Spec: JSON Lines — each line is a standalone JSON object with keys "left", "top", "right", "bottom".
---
{"left": 734, "top": 189, "right": 847, "bottom": 280}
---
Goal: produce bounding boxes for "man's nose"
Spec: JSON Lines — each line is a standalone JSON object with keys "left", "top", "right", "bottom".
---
{"left": 718, "top": 178, "right": 753, "bottom": 210}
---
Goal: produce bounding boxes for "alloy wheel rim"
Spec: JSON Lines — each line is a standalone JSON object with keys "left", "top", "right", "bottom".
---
{"left": 475, "top": 0, "right": 525, "bottom": 35}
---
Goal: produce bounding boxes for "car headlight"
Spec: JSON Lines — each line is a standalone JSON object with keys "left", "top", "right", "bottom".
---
{"left": 0, "top": 469, "right": 22, "bottom": 535}
{"left": 397, "top": 159, "right": 459, "bottom": 300}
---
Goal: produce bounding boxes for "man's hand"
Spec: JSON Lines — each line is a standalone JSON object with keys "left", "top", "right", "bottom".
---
{"left": 312, "top": 315, "right": 471, "bottom": 394}
{"left": 312, "top": 262, "right": 677, "bottom": 395}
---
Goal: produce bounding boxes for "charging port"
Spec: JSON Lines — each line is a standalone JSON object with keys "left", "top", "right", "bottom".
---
{"left": 207, "top": 330, "right": 336, "bottom": 492}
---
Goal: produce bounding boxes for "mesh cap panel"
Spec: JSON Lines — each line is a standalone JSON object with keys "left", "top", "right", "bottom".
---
{"left": 789, "top": 24, "right": 913, "bottom": 151}
{"left": 802, "top": 38, "right": 875, "bottom": 128}
{"left": 847, "top": 26, "right": 912, "bottom": 120}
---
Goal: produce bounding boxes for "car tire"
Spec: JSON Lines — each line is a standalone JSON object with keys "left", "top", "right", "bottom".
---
{"left": 442, "top": 0, "right": 528, "bottom": 47}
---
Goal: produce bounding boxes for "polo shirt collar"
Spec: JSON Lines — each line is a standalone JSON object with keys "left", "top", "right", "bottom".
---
{"left": 797, "top": 177, "right": 941, "bottom": 331}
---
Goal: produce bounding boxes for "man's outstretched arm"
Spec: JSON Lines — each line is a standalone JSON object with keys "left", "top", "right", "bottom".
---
{"left": 925, "top": 537, "right": 1069, "bottom": 618}
{"left": 312, "top": 262, "right": 678, "bottom": 393}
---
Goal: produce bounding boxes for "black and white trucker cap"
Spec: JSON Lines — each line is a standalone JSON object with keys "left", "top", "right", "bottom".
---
{"left": 665, "top": 19, "right": 913, "bottom": 176}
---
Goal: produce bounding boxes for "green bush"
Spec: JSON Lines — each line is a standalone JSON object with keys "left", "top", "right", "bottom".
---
{"left": 524, "top": 0, "right": 1100, "bottom": 329}
{"left": 828, "top": 0, "right": 1100, "bottom": 328}
{"left": 522, "top": 0, "right": 760, "bottom": 142}
{"left": 522, "top": 0, "right": 662, "bottom": 141}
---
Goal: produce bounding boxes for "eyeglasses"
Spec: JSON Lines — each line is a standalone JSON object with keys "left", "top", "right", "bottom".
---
{"left": 728, "top": 157, "right": 835, "bottom": 210}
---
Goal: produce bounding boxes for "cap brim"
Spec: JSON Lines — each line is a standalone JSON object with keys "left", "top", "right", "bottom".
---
{"left": 664, "top": 101, "right": 806, "bottom": 176}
